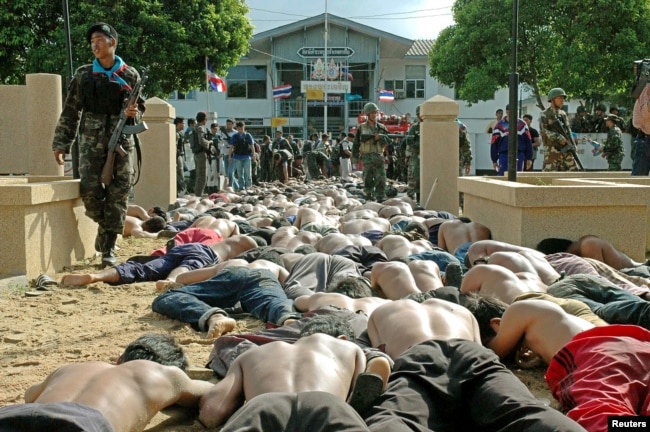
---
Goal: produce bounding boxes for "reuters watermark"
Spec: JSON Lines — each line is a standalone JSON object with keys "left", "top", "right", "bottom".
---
{"left": 609, "top": 416, "right": 650, "bottom": 431}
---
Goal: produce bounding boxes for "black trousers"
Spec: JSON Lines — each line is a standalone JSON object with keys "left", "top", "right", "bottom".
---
{"left": 364, "top": 339, "right": 586, "bottom": 432}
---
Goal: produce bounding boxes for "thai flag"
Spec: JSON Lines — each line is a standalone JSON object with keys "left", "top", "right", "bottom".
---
{"left": 206, "top": 60, "right": 227, "bottom": 92}
{"left": 273, "top": 84, "right": 292, "bottom": 99}
{"left": 379, "top": 89, "right": 395, "bottom": 102}
{"left": 340, "top": 65, "right": 353, "bottom": 80}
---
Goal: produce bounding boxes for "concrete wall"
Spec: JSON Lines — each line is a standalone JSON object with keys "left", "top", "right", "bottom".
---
{"left": 0, "top": 177, "right": 95, "bottom": 280}
{"left": 458, "top": 175, "right": 649, "bottom": 260}
{"left": 0, "top": 74, "right": 63, "bottom": 176}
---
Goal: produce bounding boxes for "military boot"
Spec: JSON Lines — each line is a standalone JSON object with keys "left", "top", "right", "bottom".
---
{"left": 102, "top": 231, "right": 118, "bottom": 267}
{"left": 95, "top": 227, "right": 106, "bottom": 253}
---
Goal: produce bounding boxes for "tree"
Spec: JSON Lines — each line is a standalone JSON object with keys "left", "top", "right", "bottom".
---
{"left": 429, "top": 0, "right": 650, "bottom": 110}
{"left": 0, "top": 0, "right": 253, "bottom": 97}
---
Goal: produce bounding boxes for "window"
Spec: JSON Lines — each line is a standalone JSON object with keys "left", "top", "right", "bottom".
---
{"left": 226, "top": 66, "right": 267, "bottom": 99}
{"left": 405, "top": 65, "right": 425, "bottom": 99}
{"left": 384, "top": 79, "right": 405, "bottom": 99}
{"left": 169, "top": 90, "right": 196, "bottom": 100}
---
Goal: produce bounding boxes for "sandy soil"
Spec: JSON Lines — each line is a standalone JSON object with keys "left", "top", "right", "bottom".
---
{"left": 0, "top": 236, "right": 558, "bottom": 430}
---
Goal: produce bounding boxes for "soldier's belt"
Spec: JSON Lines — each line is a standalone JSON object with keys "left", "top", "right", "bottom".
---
{"left": 360, "top": 142, "right": 382, "bottom": 153}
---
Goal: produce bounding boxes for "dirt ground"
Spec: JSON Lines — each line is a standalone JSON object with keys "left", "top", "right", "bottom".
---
{"left": 0, "top": 236, "right": 559, "bottom": 430}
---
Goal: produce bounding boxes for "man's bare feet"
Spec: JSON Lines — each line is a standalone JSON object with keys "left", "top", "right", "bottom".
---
{"left": 155, "top": 279, "right": 182, "bottom": 292}
{"left": 282, "top": 318, "right": 299, "bottom": 327}
{"left": 206, "top": 314, "right": 236, "bottom": 339}
{"left": 60, "top": 274, "right": 94, "bottom": 286}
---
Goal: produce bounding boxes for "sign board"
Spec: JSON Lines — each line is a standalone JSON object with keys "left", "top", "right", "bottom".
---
{"left": 300, "top": 80, "right": 351, "bottom": 94}
{"left": 306, "top": 88, "right": 324, "bottom": 100}
{"left": 297, "top": 47, "right": 354, "bottom": 58}
{"left": 271, "top": 117, "right": 287, "bottom": 128}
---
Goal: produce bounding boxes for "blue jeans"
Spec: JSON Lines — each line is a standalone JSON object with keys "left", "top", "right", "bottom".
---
{"left": 631, "top": 135, "right": 650, "bottom": 176}
{"left": 408, "top": 249, "right": 462, "bottom": 273}
{"left": 151, "top": 267, "right": 297, "bottom": 330}
{"left": 232, "top": 157, "right": 252, "bottom": 190}
{"left": 547, "top": 274, "right": 650, "bottom": 329}
{"left": 224, "top": 155, "right": 239, "bottom": 190}
{"left": 115, "top": 243, "right": 217, "bottom": 284}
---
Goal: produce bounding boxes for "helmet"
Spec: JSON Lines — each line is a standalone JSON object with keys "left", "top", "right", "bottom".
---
{"left": 547, "top": 88, "right": 567, "bottom": 102}
{"left": 595, "top": 103, "right": 607, "bottom": 112}
{"left": 576, "top": 106, "right": 586, "bottom": 113}
{"left": 364, "top": 102, "right": 379, "bottom": 114}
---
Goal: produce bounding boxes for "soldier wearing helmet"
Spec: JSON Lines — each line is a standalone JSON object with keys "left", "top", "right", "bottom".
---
{"left": 352, "top": 102, "right": 391, "bottom": 201}
{"left": 570, "top": 105, "right": 592, "bottom": 133}
{"left": 591, "top": 103, "right": 609, "bottom": 133}
{"left": 539, "top": 88, "right": 580, "bottom": 171}
{"left": 600, "top": 114, "right": 624, "bottom": 171}
{"left": 404, "top": 105, "right": 422, "bottom": 202}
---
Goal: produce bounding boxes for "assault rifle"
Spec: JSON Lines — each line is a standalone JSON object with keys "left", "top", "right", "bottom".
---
{"left": 553, "top": 116, "right": 585, "bottom": 171}
{"left": 100, "top": 69, "right": 148, "bottom": 186}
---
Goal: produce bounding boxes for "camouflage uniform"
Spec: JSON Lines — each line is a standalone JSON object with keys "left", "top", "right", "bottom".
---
{"left": 394, "top": 139, "right": 408, "bottom": 182}
{"left": 602, "top": 125, "right": 624, "bottom": 170}
{"left": 539, "top": 106, "right": 579, "bottom": 171}
{"left": 459, "top": 125, "right": 472, "bottom": 174}
{"left": 570, "top": 115, "right": 592, "bottom": 133}
{"left": 52, "top": 63, "right": 141, "bottom": 251}
{"left": 404, "top": 122, "right": 420, "bottom": 200}
{"left": 353, "top": 121, "right": 390, "bottom": 201}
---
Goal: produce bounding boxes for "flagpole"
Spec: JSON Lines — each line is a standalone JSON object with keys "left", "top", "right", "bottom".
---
{"left": 323, "top": 0, "right": 328, "bottom": 136}
{"left": 205, "top": 56, "right": 211, "bottom": 115}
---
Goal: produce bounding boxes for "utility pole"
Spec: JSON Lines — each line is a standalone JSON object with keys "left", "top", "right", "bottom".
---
{"left": 323, "top": 0, "right": 328, "bottom": 136}
{"left": 507, "top": 0, "right": 519, "bottom": 182}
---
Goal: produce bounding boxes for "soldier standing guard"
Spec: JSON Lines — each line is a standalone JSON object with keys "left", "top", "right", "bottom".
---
{"left": 52, "top": 22, "right": 144, "bottom": 266}
{"left": 405, "top": 105, "right": 422, "bottom": 203}
{"left": 353, "top": 102, "right": 391, "bottom": 202}
{"left": 601, "top": 114, "right": 624, "bottom": 170}
{"left": 539, "top": 88, "right": 579, "bottom": 172}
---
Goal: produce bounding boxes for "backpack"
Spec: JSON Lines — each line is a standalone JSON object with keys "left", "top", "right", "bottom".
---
{"left": 190, "top": 126, "right": 203, "bottom": 154}
{"left": 233, "top": 133, "right": 252, "bottom": 155}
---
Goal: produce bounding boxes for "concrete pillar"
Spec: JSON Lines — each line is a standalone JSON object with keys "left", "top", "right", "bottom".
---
{"left": 27, "top": 74, "right": 63, "bottom": 176}
{"left": 133, "top": 97, "right": 175, "bottom": 209}
{"left": 0, "top": 86, "right": 27, "bottom": 174}
{"left": 420, "top": 95, "right": 459, "bottom": 213}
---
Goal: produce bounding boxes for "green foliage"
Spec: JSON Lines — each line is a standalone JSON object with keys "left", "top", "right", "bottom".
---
{"left": 0, "top": 0, "right": 253, "bottom": 97}
{"left": 429, "top": 0, "right": 650, "bottom": 110}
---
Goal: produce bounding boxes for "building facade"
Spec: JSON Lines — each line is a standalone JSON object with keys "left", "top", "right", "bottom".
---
{"left": 167, "top": 13, "right": 450, "bottom": 139}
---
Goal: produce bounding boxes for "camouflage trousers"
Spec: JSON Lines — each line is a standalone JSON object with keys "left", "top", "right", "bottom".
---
{"left": 542, "top": 147, "right": 579, "bottom": 172}
{"left": 407, "top": 155, "right": 420, "bottom": 198}
{"left": 306, "top": 151, "right": 327, "bottom": 179}
{"left": 606, "top": 154, "right": 623, "bottom": 171}
{"left": 361, "top": 153, "right": 386, "bottom": 201}
{"left": 79, "top": 141, "right": 134, "bottom": 235}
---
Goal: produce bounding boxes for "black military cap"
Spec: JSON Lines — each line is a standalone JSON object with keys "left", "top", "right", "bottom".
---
{"left": 86, "top": 22, "right": 118, "bottom": 43}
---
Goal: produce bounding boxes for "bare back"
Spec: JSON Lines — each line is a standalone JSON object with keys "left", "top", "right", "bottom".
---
{"left": 294, "top": 292, "right": 390, "bottom": 315}
{"left": 368, "top": 298, "right": 482, "bottom": 360}
{"left": 438, "top": 220, "right": 491, "bottom": 254}
{"left": 370, "top": 261, "right": 420, "bottom": 299}
{"left": 26, "top": 361, "right": 210, "bottom": 432}
{"left": 198, "top": 334, "right": 365, "bottom": 428}
{"left": 461, "top": 264, "right": 543, "bottom": 304}
{"left": 489, "top": 300, "right": 595, "bottom": 363}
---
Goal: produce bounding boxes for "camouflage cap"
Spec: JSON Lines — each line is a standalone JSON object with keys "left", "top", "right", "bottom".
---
{"left": 86, "top": 22, "right": 118, "bottom": 43}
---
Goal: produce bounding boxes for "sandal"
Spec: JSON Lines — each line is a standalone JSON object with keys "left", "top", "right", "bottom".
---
{"left": 33, "top": 274, "right": 58, "bottom": 291}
